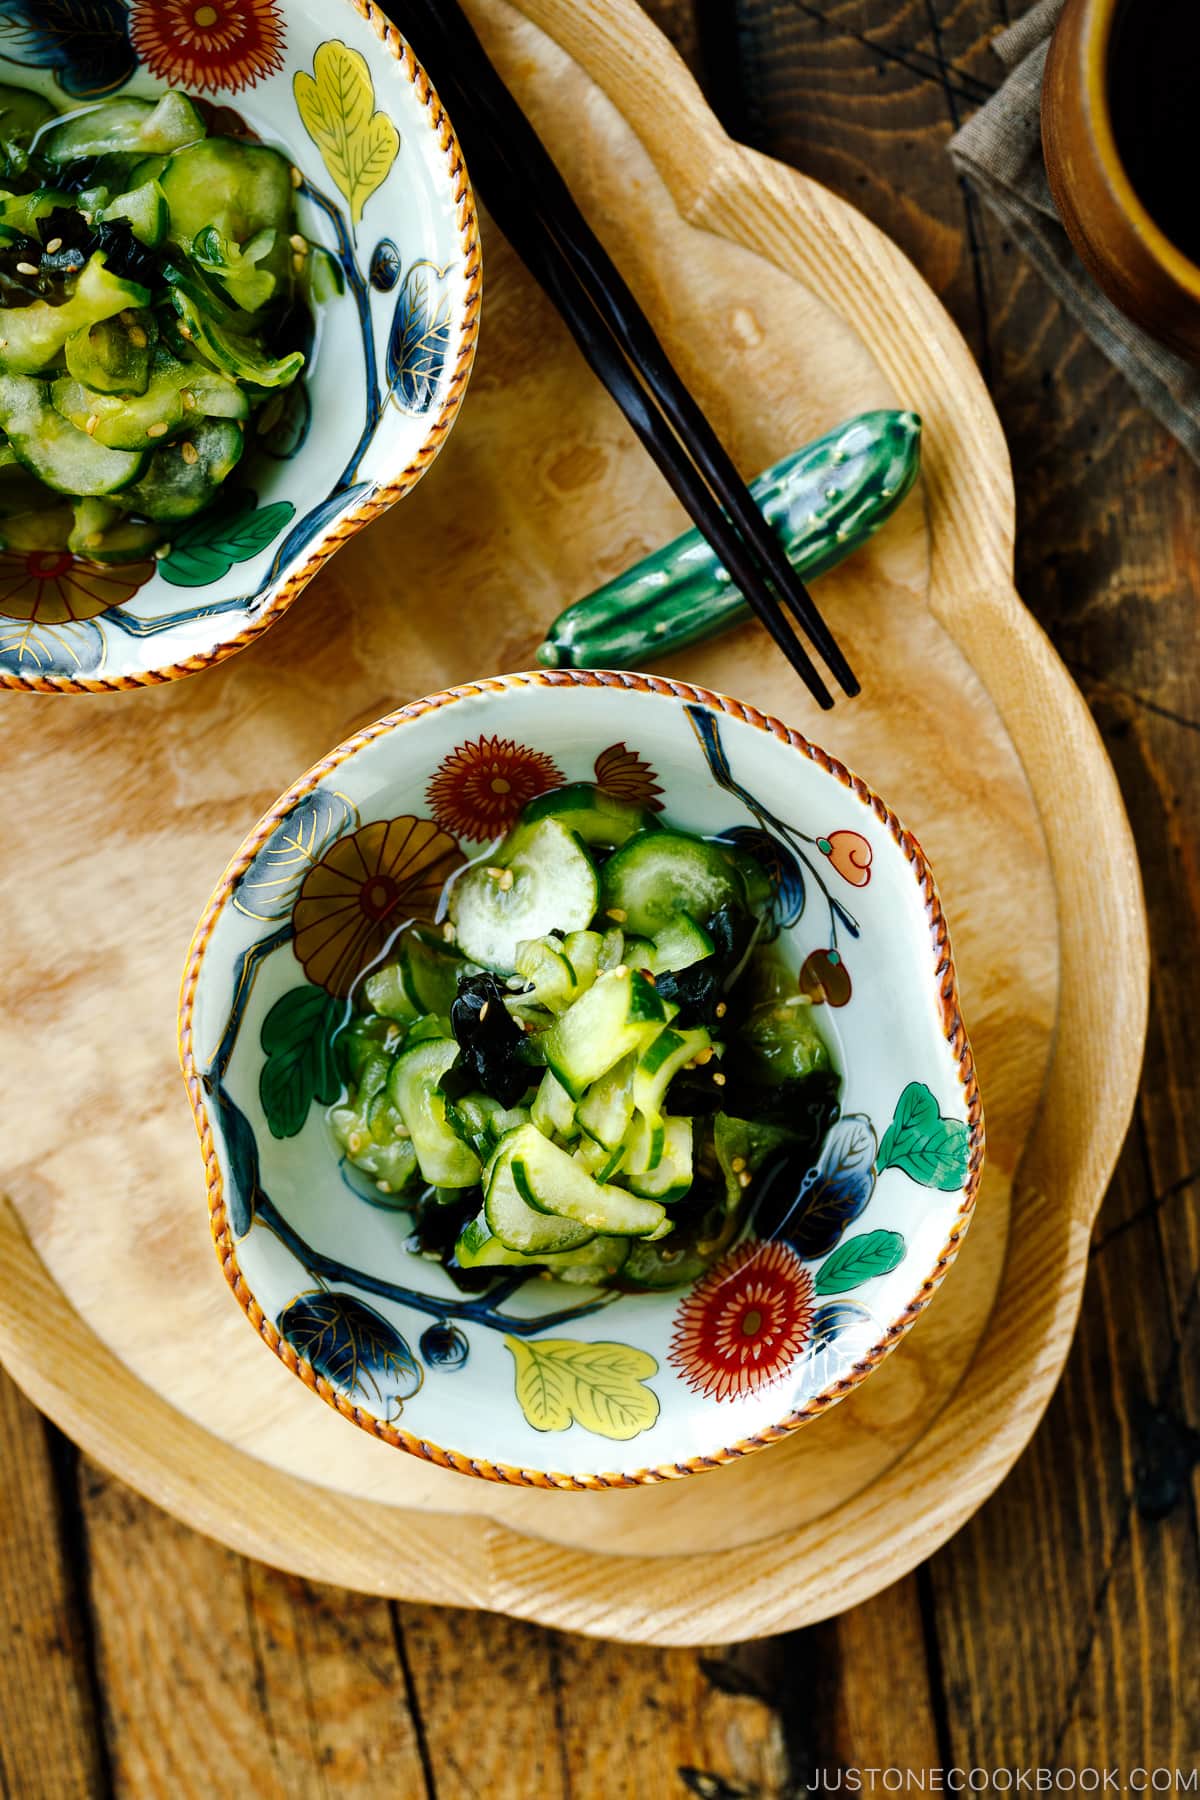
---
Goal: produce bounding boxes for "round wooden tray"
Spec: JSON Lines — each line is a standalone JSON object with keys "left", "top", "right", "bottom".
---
{"left": 0, "top": 0, "right": 1147, "bottom": 1645}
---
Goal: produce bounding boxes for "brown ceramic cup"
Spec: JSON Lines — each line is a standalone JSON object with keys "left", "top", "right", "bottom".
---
{"left": 1043, "top": 0, "right": 1200, "bottom": 363}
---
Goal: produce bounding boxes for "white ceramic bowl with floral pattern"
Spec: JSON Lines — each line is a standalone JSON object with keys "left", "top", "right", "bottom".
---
{"left": 0, "top": 0, "right": 479, "bottom": 691}
{"left": 180, "top": 672, "right": 984, "bottom": 1487}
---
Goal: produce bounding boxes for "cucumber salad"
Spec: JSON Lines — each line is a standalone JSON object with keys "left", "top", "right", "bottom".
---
{"left": 331, "top": 783, "right": 842, "bottom": 1293}
{"left": 0, "top": 82, "right": 309, "bottom": 562}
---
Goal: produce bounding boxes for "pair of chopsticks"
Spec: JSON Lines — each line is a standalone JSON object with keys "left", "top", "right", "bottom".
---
{"left": 393, "top": 0, "right": 858, "bottom": 710}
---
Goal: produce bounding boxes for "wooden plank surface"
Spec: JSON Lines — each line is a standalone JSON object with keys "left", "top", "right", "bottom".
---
{"left": 1, "top": 0, "right": 1195, "bottom": 1790}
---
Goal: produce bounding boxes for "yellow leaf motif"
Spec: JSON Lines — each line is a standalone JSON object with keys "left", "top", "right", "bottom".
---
{"left": 505, "top": 1338, "right": 660, "bottom": 1441}
{"left": 294, "top": 40, "right": 400, "bottom": 227}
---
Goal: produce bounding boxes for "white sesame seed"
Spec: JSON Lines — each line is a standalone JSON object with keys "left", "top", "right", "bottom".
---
{"left": 289, "top": 232, "right": 307, "bottom": 253}
{"left": 712, "top": 1071, "right": 727, "bottom": 1086}
{"left": 613, "top": 964, "right": 629, "bottom": 979}
{"left": 44, "top": 236, "right": 62, "bottom": 254}
{"left": 84, "top": 414, "right": 98, "bottom": 436}
{"left": 128, "top": 325, "right": 148, "bottom": 348}
{"left": 15, "top": 261, "right": 38, "bottom": 276}
{"left": 715, "top": 1002, "right": 727, "bottom": 1019}
{"left": 730, "top": 1156, "right": 746, "bottom": 1173}
{"left": 479, "top": 1001, "right": 490, "bottom": 1023}
{"left": 290, "top": 164, "right": 303, "bottom": 187}
{"left": 607, "top": 908, "right": 627, "bottom": 923}
{"left": 181, "top": 388, "right": 196, "bottom": 409}
{"left": 147, "top": 421, "right": 168, "bottom": 438}
{"left": 180, "top": 438, "right": 199, "bottom": 465}
{"left": 498, "top": 869, "right": 514, "bottom": 891}
{"left": 738, "top": 1169, "right": 752, "bottom": 1188}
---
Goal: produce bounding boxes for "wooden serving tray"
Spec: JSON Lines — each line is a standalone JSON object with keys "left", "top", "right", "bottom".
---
{"left": 0, "top": 0, "right": 1147, "bottom": 1644}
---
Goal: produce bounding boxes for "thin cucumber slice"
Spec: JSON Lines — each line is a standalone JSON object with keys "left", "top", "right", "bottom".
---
{"left": 172, "top": 289, "right": 303, "bottom": 388}
{"left": 120, "top": 415, "right": 243, "bottom": 520}
{"left": 70, "top": 509, "right": 164, "bottom": 564}
{"left": 537, "top": 1235, "right": 631, "bottom": 1285}
{"left": 192, "top": 222, "right": 277, "bottom": 312}
{"left": 531, "top": 1069, "right": 578, "bottom": 1141}
{"left": 740, "top": 998, "right": 833, "bottom": 1084}
{"left": 514, "top": 936, "right": 577, "bottom": 1013}
{"left": 387, "top": 1038, "right": 481, "bottom": 1188}
{"left": 402, "top": 927, "right": 464, "bottom": 1016}
{"left": 363, "top": 960, "right": 421, "bottom": 1024}
{"left": 632, "top": 1026, "right": 712, "bottom": 1123}
{"left": 99, "top": 178, "right": 169, "bottom": 247}
{"left": 0, "top": 83, "right": 57, "bottom": 146}
{"left": 0, "top": 373, "right": 145, "bottom": 496}
{"left": 626, "top": 1115, "right": 693, "bottom": 1202}
{"left": 511, "top": 781, "right": 662, "bottom": 852}
{"left": 561, "top": 929, "right": 601, "bottom": 991}
{"left": 454, "top": 1210, "right": 535, "bottom": 1269}
{"left": 53, "top": 371, "right": 185, "bottom": 449}
{"left": 575, "top": 1051, "right": 636, "bottom": 1150}
{"left": 540, "top": 967, "right": 665, "bottom": 1100}
{"left": 484, "top": 1145, "right": 595, "bottom": 1254}
{"left": 597, "top": 927, "right": 625, "bottom": 972}
{"left": 0, "top": 254, "right": 149, "bottom": 375}
{"left": 0, "top": 503, "right": 72, "bottom": 551}
{"left": 65, "top": 313, "right": 155, "bottom": 397}
{"left": 505, "top": 1123, "right": 668, "bottom": 1239}
{"left": 36, "top": 94, "right": 205, "bottom": 161}
{"left": 572, "top": 1138, "right": 626, "bottom": 1184}
{"left": 600, "top": 830, "right": 746, "bottom": 937}
{"left": 330, "top": 1104, "right": 417, "bottom": 1196}
{"left": 449, "top": 818, "right": 599, "bottom": 974}
{"left": 718, "top": 840, "right": 773, "bottom": 909}
{"left": 649, "top": 913, "right": 714, "bottom": 974}
{"left": 0, "top": 188, "right": 71, "bottom": 236}
{"left": 160, "top": 138, "right": 295, "bottom": 301}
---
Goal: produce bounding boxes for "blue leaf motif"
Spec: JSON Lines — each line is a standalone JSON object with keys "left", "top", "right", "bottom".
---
{"left": 387, "top": 261, "right": 453, "bottom": 413}
{"left": 252, "top": 485, "right": 370, "bottom": 603}
{"left": 808, "top": 1298, "right": 876, "bottom": 1358}
{"left": 234, "top": 789, "right": 358, "bottom": 922}
{"left": 277, "top": 1292, "right": 423, "bottom": 1420}
{"left": 208, "top": 1078, "right": 263, "bottom": 1238}
{"left": 369, "top": 236, "right": 401, "bottom": 292}
{"left": 787, "top": 1114, "right": 877, "bottom": 1258}
{"left": 0, "top": 0, "right": 134, "bottom": 99}
{"left": 0, "top": 615, "right": 105, "bottom": 677}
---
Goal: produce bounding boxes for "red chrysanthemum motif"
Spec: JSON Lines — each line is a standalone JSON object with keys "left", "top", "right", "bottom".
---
{"left": 292, "top": 817, "right": 462, "bottom": 995}
{"left": 129, "top": 0, "right": 286, "bottom": 95}
{"left": 0, "top": 550, "right": 155, "bottom": 624}
{"left": 593, "top": 741, "right": 664, "bottom": 811}
{"left": 426, "top": 736, "right": 563, "bottom": 841}
{"left": 669, "top": 1239, "right": 814, "bottom": 1403}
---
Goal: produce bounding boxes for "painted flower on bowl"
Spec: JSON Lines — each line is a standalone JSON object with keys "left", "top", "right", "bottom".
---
{"left": 427, "top": 736, "right": 563, "bottom": 842}
{"left": 292, "top": 815, "right": 461, "bottom": 995}
{"left": 669, "top": 1238, "right": 815, "bottom": 1403}
{"left": 0, "top": 549, "right": 155, "bottom": 624}
{"left": 818, "top": 829, "right": 873, "bottom": 888}
{"left": 128, "top": 0, "right": 286, "bottom": 94}
{"left": 593, "top": 742, "right": 664, "bottom": 811}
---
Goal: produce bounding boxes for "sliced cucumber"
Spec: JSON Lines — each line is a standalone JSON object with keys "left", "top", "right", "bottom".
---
{"left": 388, "top": 1038, "right": 481, "bottom": 1189}
{"left": 70, "top": 507, "right": 164, "bottom": 564}
{"left": 532, "top": 1069, "right": 578, "bottom": 1140}
{"left": 718, "top": 839, "right": 773, "bottom": 909}
{"left": 455, "top": 1210, "right": 533, "bottom": 1269}
{"left": 363, "top": 960, "right": 421, "bottom": 1024}
{"left": 597, "top": 927, "right": 625, "bottom": 972}
{"left": 561, "top": 929, "right": 601, "bottom": 991}
{"left": 160, "top": 138, "right": 294, "bottom": 301}
{"left": 36, "top": 94, "right": 205, "bottom": 161}
{"left": 449, "top": 818, "right": 599, "bottom": 974}
{"left": 514, "top": 936, "right": 577, "bottom": 1013}
{"left": 572, "top": 1138, "right": 626, "bottom": 1184}
{"left": 0, "top": 373, "right": 145, "bottom": 496}
{"left": 0, "top": 83, "right": 57, "bottom": 147}
{"left": 64, "top": 313, "right": 155, "bottom": 397}
{"left": 575, "top": 1051, "right": 636, "bottom": 1149}
{"left": 0, "top": 503, "right": 72, "bottom": 551}
{"left": 192, "top": 222, "right": 277, "bottom": 312}
{"left": 330, "top": 1103, "right": 418, "bottom": 1195}
{"left": 484, "top": 1145, "right": 595, "bottom": 1254}
{"left": 541, "top": 967, "right": 666, "bottom": 1100}
{"left": 99, "top": 178, "right": 169, "bottom": 247}
{"left": 401, "top": 927, "right": 463, "bottom": 1016}
{"left": 171, "top": 290, "right": 304, "bottom": 388}
{"left": 0, "top": 254, "right": 149, "bottom": 375}
{"left": 0, "top": 188, "right": 71, "bottom": 235}
{"left": 120, "top": 415, "right": 243, "bottom": 520}
{"left": 626, "top": 1115, "right": 693, "bottom": 1202}
{"left": 53, "top": 371, "right": 185, "bottom": 450}
{"left": 632, "top": 1026, "right": 712, "bottom": 1123}
{"left": 510, "top": 781, "right": 662, "bottom": 852}
{"left": 534, "top": 1235, "right": 630, "bottom": 1285}
{"left": 600, "top": 830, "right": 745, "bottom": 937}
{"left": 506, "top": 1123, "right": 668, "bottom": 1238}
{"left": 649, "top": 913, "right": 714, "bottom": 974}
{"left": 740, "top": 998, "right": 833, "bottom": 1084}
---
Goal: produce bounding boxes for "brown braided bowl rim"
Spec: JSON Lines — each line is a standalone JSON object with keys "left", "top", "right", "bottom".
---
{"left": 0, "top": 0, "right": 483, "bottom": 696}
{"left": 179, "top": 670, "right": 986, "bottom": 1488}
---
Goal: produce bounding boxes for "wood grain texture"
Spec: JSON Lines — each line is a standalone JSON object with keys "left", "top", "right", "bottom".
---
{"left": 715, "top": 0, "right": 1199, "bottom": 1764}
{"left": 0, "top": 0, "right": 1145, "bottom": 1647}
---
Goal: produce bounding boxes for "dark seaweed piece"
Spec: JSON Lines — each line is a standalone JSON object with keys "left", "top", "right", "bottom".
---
{"left": 667, "top": 1064, "right": 840, "bottom": 1141}
{"left": 446, "top": 972, "right": 534, "bottom": 1108}
{"left": 0, "top": 228, "right": 55, "bottom": 305}
{"left": 406, "top": 1188, "right": 496, "bottom": 1290}
{"left": 33, "top": 206, "right": 159, "bottom": 289}
{"left": 653, "top": 901, "right": 758, "bottom": 1030}
{"left": 48, "top": 154, "right": 104, "bottom": 195}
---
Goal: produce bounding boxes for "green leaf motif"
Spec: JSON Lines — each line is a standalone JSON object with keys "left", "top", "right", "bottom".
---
{"left": 505, "top": 1337, "right": 660, "bottom": 1440}
{"left": 877, "top": 1082, "right": 971, "bottom": 1191}
{"left": 159, "top": 497, "right": 296, "bottom": 588}
{"left": 814, "top": 1230, "right": 906, "bottom": 1295}
{"left": 259, "top": 983, "right": 343, "bottom": 1138}
{"left": 294, "top": 40, "right": 400, "bottom": 227}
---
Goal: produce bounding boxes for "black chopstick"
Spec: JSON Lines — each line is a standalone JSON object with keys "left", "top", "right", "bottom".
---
{"left": 397, "top": 0, "right": 858, "bottom": 704}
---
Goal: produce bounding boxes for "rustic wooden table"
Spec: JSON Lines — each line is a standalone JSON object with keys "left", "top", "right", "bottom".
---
{"left": 2, "top": 2, "right": 1197, "bottom": 1793}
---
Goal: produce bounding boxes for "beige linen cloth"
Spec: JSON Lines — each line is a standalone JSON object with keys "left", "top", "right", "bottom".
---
{"left": 948, "top": 0, "right": 1200, "bottom": 462}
